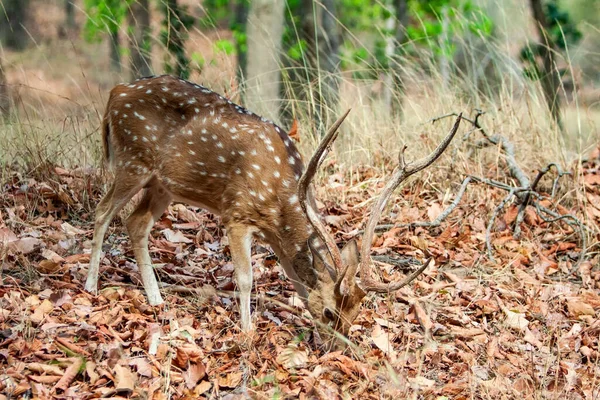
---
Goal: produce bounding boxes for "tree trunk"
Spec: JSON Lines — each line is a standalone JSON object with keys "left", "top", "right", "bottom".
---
{"left": 0, "top": 58, "right": 9, "bottom": 118}
{"left": 529, "top": 0, "right": 563, "bottom": 131}
{"left": 163, "top": 0, "right": 190, "bottom": 79}
{"left": 439, "top": 5, "right": 450, "bottom": 89}
{"left": 234, "top": 0, "right": 249, "bottom": 99}
{"left": 109, "top": 29, "right": 121, "bottom": 73}
{"left": 382, "top": 3, "right": 397, "bottom": 113}
{"left": 319, "top": 0, "right": 341, "bottom": 126}
{"left": 0, "top": 0, "right": 30, "bottom": 50}
{"left": 294, "top": 0, "right": 341, "bottom": 131}
{"left": 65, "top": 0, "right": 76, "bottom": 30}
{"left": 392, "top": 0, "right": 408, "bottom": 117}
{"left": 245, "top": 0, "right": 285, "bottom": 122}
{"left": 128, "top": 0, "right": 153, "bottom": 79}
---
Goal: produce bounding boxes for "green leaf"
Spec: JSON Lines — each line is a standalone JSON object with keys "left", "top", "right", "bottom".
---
{"left": 214, "top": 39, "right": 236, "bottom": 56}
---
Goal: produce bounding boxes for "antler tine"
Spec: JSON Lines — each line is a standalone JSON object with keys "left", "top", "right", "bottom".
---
{"left": 298, "top": 109, "right": 352, "bottom": 269}
{"left": 359, "top": 114, "right": 462, "bottom": 292}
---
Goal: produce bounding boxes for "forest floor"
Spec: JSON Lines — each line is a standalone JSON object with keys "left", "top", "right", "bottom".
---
{"left": 0, "top": 139, "right": 599, "bottom": 399}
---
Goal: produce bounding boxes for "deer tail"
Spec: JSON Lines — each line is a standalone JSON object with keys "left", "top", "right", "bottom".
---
{"left": 102, "top": 113, "right": 114, "bottom": 169}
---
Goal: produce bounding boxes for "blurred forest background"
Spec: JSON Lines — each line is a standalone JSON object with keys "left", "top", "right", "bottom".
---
{"left": 0, "top": 0, "right": 598, "bottom": 171}
{"left": 1, "top": 2, "right": 600, "bottom": 398}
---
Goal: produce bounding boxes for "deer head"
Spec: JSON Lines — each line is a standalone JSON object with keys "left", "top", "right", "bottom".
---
{"left": 298, "top": 112, "right": 462, "bottom": 346}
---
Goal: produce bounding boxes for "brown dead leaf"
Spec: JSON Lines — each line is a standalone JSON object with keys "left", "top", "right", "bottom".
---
{"left": 129, "top": 358, "right": 153, "bottom": 378}
{"left": 514, "top": 268, "right": 540, "bottom": 285}
{"left": 276, "top": 342, "right": 308, "bottom": 370}
{"left": 502, "top": 308, "right": 529, "bottom": 332}
{"left": 371, "top": 324, "right": 397, "bottom": 359}
{"left": 41, "top": 249, "right": 64, "bottom": 263}
{"left": 183, "top": 362, "right": 206, "bottom": 389}
{"left": 409, "top": 235, "right": 428, "bottom": 252}
{"left": 54, "top": 357, "right": 83, "bottom": 393}
{"left": 114, "top": 364, "right": 136, "bottom": 393}
{"left": 9, "top": 237, "right": 42, "bottom": 254}
{"left": 193, "top": 381, "right": 212, "bottom": 396}
{"left": 38, "top": 259, "right": 61, "bottom": 274}
{"left": 584, "top": 174, "right": 600, "bottom": 186}
{"left": 27, "top": 363, "right": 64, "bottom": 376}
{"left": 162, "top": 228, "right": 193, "bottom": 243}
{"left": 30, "top": 299, "right": 54, "bottom": 324}
{"left": 171, "top": 204, "right": 200, "bottom": 223}
{"left": 566, "top": 300, "right": 595, "bottom": 317}
{"left": 29, "top": 375, "right": 62, "bottom": 384}
{"left": 412, "top": 302, "right": 433, "bottom": 332}
{"left": 86, "top": 361, "right": 99, "bottom": 385}
{"left": 61, "top": 222, "right": 85, "bottom": 236}
{"left": 449, "top": 326, "right": 485, "bottom": 338}
{"left": 427, "top": 202, "right": 443, "bottom": 221}
{"left": 0, "top": 227, "right": 18, "bottom": 244}
{"left": 218, "top": 371, "right": 242, "bottom": 388}
{"left": 174, "top": 343, "right": 204, "bottom": 368}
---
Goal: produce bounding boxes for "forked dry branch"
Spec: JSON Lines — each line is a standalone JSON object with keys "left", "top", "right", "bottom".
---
{"left": 379, "top": 110, "right": 589, "bottom": 275}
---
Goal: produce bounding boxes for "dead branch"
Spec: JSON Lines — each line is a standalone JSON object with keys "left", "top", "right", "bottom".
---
{"left": 370, "top": 111, "right": 589, "bottom": 273}
{"left": 514, "top": 163, "right": 572, "bottom": 238}
{"left": 535, "top": 202, "right": 587, "bottom": 274}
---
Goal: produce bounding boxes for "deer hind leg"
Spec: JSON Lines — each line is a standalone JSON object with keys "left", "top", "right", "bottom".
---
{"left": 125, "top": 177, "right": 172, "bottom": 306}
{"left": 226, "top": 223, "right": 254, "bottom": 332}
{"left": 85, "top": 174, "right": 149, "bottom": 294}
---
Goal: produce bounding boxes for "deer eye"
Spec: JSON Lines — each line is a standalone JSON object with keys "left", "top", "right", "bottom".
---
{"left": 323, "top": 307, "right": 335, "bottom": 321}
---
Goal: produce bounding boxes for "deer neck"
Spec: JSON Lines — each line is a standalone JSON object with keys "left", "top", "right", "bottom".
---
{"left": 262, "top": 200, "right": 320, "bottom": 294}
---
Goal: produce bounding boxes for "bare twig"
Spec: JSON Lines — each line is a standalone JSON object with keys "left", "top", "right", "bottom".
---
{"left": 534, "top": 202, "right": 587, "bottom": 274}
{"left": 161, "top": 283, "right": 306, "bottom": 316}
{"left": 371, "top": 255, "right": 421, "bottom": 268}
{"left": 514, "top": 163, "right": 571, "bottom": 238}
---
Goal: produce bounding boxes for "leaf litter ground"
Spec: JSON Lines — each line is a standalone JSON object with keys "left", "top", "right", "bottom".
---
{"left": 0, "top": 149, "right": 599, "bottom": 399}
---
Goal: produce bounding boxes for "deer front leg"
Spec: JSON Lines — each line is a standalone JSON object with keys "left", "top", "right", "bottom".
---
{"left": 226, "top": 223, "right": 254, "bottom": 332}
{"left": 125, "top": 180, "right": 172, "bottom": 306}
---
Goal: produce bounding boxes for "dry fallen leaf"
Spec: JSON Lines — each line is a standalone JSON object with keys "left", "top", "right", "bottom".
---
{"left": 162, "top": 228, "right": 193, "bottom": 243}
{"left": 30, "top": 299, "right": 54, "bottom": 324}
{"left": 114, "top": 364, "right": 136, "bottom": 393}
{"left": 502, "top": 308, "right": 529, "bottom": 332}
{"left": 54, "top": 358, "right": 83, "bottom": 393}
{"left": 61, "top": 222, "right": 85, "bottom": 236}
{"left": 412, "top": 302, "right": 433, "bottom": 332}
{"left": 566, "top": 300, "right": 595, "bottom": 317}
{"left": 183, "top": 362, "right": 206, "bottom": 389}
{"left": 218, "top": 371, "right": 242, "bottom": 388}
{"left": 276, "top": 342, "right": 308, "bottom": 370}
{"left": 371, "top": 324, "right": 397, "bottom": 360}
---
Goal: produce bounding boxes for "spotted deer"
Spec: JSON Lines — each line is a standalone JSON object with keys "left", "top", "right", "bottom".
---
{"left": 85, "top": 75, "right": 462, "bottom": 346}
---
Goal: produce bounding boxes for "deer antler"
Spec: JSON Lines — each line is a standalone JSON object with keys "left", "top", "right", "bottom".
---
{"left": 298, "top": 109, "right": 352, "bottom": 269}
{"left": 358, "top": 114, "right": 463, "bottom": 292}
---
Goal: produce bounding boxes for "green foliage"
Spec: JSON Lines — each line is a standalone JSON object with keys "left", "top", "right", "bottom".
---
{"left": 83, "top": 0, "right": 130, "bottom": 42}
{"left": 160, "top": 1, "right": 195, "bottom": 79}
{"left": 520, "top": 0, "right": 582, "bottom": 81}
{"left": 198, "top": 0, "right": 494, "bottom": 79}
{"left": 287, "top": 40, "right": 307, "bottom": 61}
{"left": 214, "top": 39, "right": 235, "bottom": 55}
{"left": 545, "top": 0, "right": 582, "bottom": 49}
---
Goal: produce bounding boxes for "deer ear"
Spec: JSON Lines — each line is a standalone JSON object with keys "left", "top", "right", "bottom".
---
{"left": 308, "top": 238, "right": 337, "bottom": 281}
{"left": 336, "top": 240, "right": 360, "bottom": 296}
{"left": 341, "top": 240, "right": 360, "bottom": 266}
